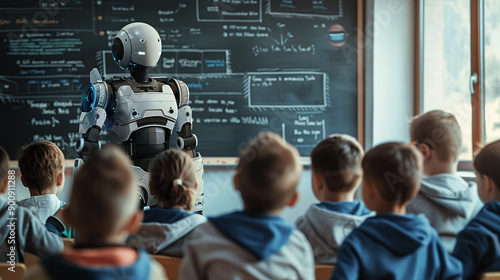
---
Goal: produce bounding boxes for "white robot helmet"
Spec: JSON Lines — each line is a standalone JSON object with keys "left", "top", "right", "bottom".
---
{"left": 112, "top": 22, "right": 162, "bottom": 70}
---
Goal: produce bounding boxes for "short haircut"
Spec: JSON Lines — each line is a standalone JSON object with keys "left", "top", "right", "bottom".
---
{"left": 236, "top": 132, "right": 302, "bottom": 213}
{"left": 70, "top": 145, "right": 136, "bottom": 240}
{"left": 311, "top": 134, "right": 364, "bottom": 192}
{"left": 18, "top": 141, "right": 65, "bottom": 193}
{"left": 0, "top": 146, "right": 9, "bottom": 183}
{"left": 410, "top": 110, "right": 462, "bottom": 163}
{"left": 362, "top": 142, "right": 422, "bottom": 206}
{"left": 149, "top": 149, "right": 197, "bottom": 210}
{"left": 474, "top": 139, "right": 500, "bottom": 190}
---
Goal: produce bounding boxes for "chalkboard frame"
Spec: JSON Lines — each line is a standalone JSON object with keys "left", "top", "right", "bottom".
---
{"left": 203, "top": 0, "right": 364, "bottom": 165}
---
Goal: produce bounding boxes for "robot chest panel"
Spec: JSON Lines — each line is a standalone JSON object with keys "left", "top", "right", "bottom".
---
{"left": 111, "top": 85, "right": 178, "bottom": 138}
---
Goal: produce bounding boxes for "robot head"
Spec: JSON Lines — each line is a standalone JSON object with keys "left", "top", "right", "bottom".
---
{"left": 112, "top": 22, "right": 162, "bottom": 70}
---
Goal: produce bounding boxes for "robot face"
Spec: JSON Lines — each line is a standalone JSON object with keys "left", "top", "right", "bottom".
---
{"left": 112, "top": 22, "right": 162, "bottom": 70}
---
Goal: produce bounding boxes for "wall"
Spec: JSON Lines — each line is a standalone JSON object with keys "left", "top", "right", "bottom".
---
{"left": 3, "top": 0, "right": 416, "bottom": 224}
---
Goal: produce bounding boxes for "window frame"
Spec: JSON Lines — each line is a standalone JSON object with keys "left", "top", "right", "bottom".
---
{"left": 415, "top": 0, "right": 486, "bottom": 171}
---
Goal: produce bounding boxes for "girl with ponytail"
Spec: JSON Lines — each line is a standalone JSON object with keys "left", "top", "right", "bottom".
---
{"left": 136, "top": 150, "right": 207, "bottom": 257}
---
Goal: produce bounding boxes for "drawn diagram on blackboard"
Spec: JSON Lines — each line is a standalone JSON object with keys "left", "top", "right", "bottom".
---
{"left": 196, "top": 0, "right": 262, "bottom": 22}
{"left": 251, "top": 23, "right": 316, "bottom": 56}
{"left": 267, "top": 0, "right": 343, "bottom": 20}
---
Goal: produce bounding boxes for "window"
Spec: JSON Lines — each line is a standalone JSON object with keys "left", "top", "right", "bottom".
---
{"left": 417, "top": 0, "right": 497, "bottom": 164}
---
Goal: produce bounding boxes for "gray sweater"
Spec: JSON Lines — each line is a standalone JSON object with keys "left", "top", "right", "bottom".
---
{"left": 0, "top": 196, "right": 63, "bottom": 263}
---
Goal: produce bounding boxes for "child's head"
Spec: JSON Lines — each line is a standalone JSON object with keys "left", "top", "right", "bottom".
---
{"left": 474, "top": 140, "right": 500, "bottom": 203}
{"left": 148, "top": 149, "right": 198, "bottom": 211}
{"left": 410, "top": 110, "right": 462, "bottom": 175}
{"left": 235, "top": 132, "right": 302, "bottom": 214}
{"left": 69, "top": 145, "right": 141, "bottom": 244}
{"left": 311, "top": 134, "right": 364, "bottom": 202}
{"left": 0, "top": 146, "right": 9, "bottom": 193}
{"left": 362, "top": 142, "right": 422, "bottom": 213}
{"left": 18, "top": 141, "right": 65, "bottom": 196}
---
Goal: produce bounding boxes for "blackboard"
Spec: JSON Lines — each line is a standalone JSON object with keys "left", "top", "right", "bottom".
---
{"left": 0, "top": 0, "right": 362, "bottom": 160}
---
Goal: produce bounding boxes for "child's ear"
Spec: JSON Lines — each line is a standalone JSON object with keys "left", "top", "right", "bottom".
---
{"left": 484, "top": 175, "right": 495, "bottom": 194}
{"left": 56, "top": 172, "right": 64, "bottom": 186}
{"left": 312, "top": 172, "right": 322, "bottom": 191}
{"left": 0, "top": 178, "right": 8, "bottom": 194}
{"left": 233, "top": 173, "right": 239, "bottom": 191}
{"left": 193, "top": 180, "right": 199, "bottom": 192}
{"left": 124, "top": 211, "right": 143, "bottom": 234}
{"left": 286, "top": 191, "right": 299, "bottom": 207}
{"left": 417, "top": 143, "right": 432, "bottom": 161}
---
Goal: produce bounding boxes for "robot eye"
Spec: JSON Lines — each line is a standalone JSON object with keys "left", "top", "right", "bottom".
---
{"left": 112, "top": 38, "right": 124, "bottom": 62}
{"left": 140, "top": 38, "right": 146, "bottom": 43}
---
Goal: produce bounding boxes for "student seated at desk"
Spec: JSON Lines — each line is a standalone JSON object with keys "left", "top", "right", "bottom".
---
{"left": 26, "top": 145, "right": 166, "bottom": 280}
{"left": 136, "top": 149, "right": 207, "bottom": 257}
{"left": 453, "top": 139, "right": 500, "bottom": 280}
{"left": 17, "top": 141, "right": 73, "bottom": 238}
{"left": 407, "top": 110, "right": 483, "bottom": 252}
{"left": 0, "top": 146, "right": 63, "bottom": 263}
{"left": 296, "top": 134, "right": 374, "bottom": 265}
{"left": 331, "top": 142, "right": 462, "bottom": 280}
{"left": 180, "top": 132, "right": 315, "bottom": 280}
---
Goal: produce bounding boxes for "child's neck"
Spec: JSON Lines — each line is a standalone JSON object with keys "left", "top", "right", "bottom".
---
{"left": 29, "top": 187, "right": 57, "bottom": 196}
{"left": 424, "top": 160, "right": 458, "bottom": 176}
{"left": 322, "top": 191, "right": 355, "bottom": 203}
{"left": 375, "top": 203, "right": 406, "bottom": 215}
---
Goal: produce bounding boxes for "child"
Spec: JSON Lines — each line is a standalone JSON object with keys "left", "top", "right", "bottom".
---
{"left": 136, "top": 149, "right": 207, "bottom": 257}
{"left": 17, "top": 141, "right": 67, "bottom": 224}
{"left": 452, "top": 139, "right": 500, "bottom": 279}
{"left": 331, "top": 142, "right": 462, "bottom": 280}
{"left": 407, "top": 110, "right": 483, "bottom": 252}
{"left": 26, "top": 145, "right": 166, "bottom": 280}
{"left": 180, "top": 132, "right": 315, "bottom": 280}
{"left": 296, "top": 134, "right": 374, "bottom": 264}
{"left": 0, "top": 146, "right": 63, "bottom": 263}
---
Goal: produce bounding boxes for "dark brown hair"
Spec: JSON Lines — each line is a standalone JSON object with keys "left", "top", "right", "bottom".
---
{"left": 18, "top": 141, "right": 65, "bottom": 193}
{"left": 410, "top": 110, "right": 462, "bottom": 163}
{"left": 237, "top": 132, "right": 302, "bottom": 213}
{"left": 149, "top": 150, "right": 197, "bottom": 211}
{"left": 0, "top": 146, "right": 9, "bottom": 183}
{"left": 311, "top": 134, "right": 364, "bottom": 192}
{"left": 71, "top": 145, "right": 136, "bottom": 240}
{"left": 474, "top": 139, "right": 500, "bottom": 189}
{"left": 362, "top": 142, "right": 422, "bottom": 206}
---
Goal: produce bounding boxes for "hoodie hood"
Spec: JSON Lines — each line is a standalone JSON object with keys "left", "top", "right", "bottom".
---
{"left": 143, "top": 208, "right": 192, "bottom": 224}
{"left": 474, "top": 201, "right": 500, "bottom": 233}
{"left": 357, "top": 214, "right": 432, "bottom": 255}
{"left": 420, "top": 174, "right": 482, "bottom": 218}
{"left": 137, "top": 209, "right": 207, "bottom": 254}
{"left": 209, "top": 211, "right": 295, "bottom": 261}
{"left": 316, "top": 200, "right": 373, "bottom": 216}
{"left": 42, "top": 247, "right": 151, "bottom": 280}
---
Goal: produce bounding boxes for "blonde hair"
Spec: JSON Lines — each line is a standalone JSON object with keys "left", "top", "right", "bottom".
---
{"left": 70, "top": 145, "right": 137, "bottom": 240}
{"left": 148, "top": 150, "right": 197, "bottom": 211}
{"left": 18, "top": 141, "right": 65, "bottom": 192}
{"left": 311, "top": 134, "right": 364, "bottom": 192}
{"left": 236, "top": 132, "right": 302, "bottom": 213}
{"left": 410, "top": 110, "right": 462, "bottom": 163}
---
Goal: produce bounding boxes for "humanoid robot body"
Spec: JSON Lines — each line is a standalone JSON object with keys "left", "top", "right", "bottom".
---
{"left": 75, "top": 22, "right": 204, "bottom": 211}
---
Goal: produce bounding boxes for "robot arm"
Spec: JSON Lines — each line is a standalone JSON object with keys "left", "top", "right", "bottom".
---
{"left": 169, "top": 78, "right": 204, "bottom": 211}
{"left": 75, "top": 69, "right": 114, "bottom": 164}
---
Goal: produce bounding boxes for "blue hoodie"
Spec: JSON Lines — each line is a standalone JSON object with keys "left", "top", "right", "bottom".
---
{"left": 209, "top": 211, "right": 295, "bottom": 260}
{"left": 331, "top": 213, "right": 463, "bottom": 280}
{"left": 42, "top": 248, "right": 153, "bottom": 280}
{"left": 453, "top": 201, "right": 500, "bottom": 280}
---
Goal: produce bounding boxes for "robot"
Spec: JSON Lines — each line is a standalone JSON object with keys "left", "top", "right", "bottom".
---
{"left": 74, "top": 22, "right": 204, "bottom": 211}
